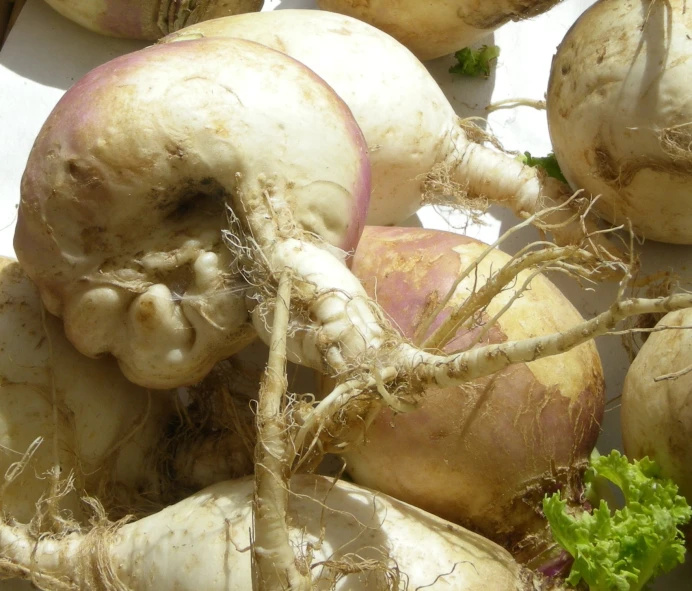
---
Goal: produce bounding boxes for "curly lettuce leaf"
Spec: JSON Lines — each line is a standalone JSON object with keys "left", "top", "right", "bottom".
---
{"left": 517, "top": 151, "right": 567, "bottom": 184}
{"left": 449, "top": 45, "right": 500, "bottom": 79}
{"left": 543, "top": 450, "right": 691, "bottom": 591}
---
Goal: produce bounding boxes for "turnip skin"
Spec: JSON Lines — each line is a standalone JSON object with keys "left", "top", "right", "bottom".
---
{"left": 0, "top": 257, "right": 175, "bottom": 524}
{"left": 547, "top": 0, "right": 692, "bottom": 244}
{"left": 322, "top": 226, "right": 604, "bottom": 564}
{"left": 621, "top": 308, "right": 692, "bottom": 501}
{"left": 316, "top": 0, "right": 562, "bottom": 61}
{"left": 43, "top": 0, "right": 263, "bottom": 40}
{"left": 0, "top": 474, "right": 562, "bottom": 591}
{"left": 15, "top": 37, "right": 370, "bottom": 390}
{"left": 163, "top": 10, "right": 603, "bottom": 249}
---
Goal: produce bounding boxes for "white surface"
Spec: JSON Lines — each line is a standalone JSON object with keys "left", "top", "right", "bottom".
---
{"left": 0, "top": 0, "right": 691, "bottom": 589}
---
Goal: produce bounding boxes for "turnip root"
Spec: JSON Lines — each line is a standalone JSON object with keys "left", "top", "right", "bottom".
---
{"left": 318, "top": 226, "right": 604, "bottom": 569}
{"left": 0, "top": 473, "right": 566, "bottom": 590}
{"left": 316, "top": 0, "right": 562, "bottom": 61}
{"left": 621, "top": 308, "right": 692, "bottom": 501}
{"left": 547, "top": 0, "right": 692, "bottom": 244}
{"left": 42, "top": 0, "right": 263, "bottom": 40}
{"left": 0, "top": 256, "right": 175, "bottom": 525}
{"left": 250, "top": 270, "right": 313, "bottom": 590}
{"left": 163, "top": 9, "right": 624, "bottom": 266}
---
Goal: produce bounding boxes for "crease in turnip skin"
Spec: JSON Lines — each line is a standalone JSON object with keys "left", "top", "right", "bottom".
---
{"left": 316, "top": 0, "right": 563, "bottom": 61}
{"left": 43, "top": 0, "right": 264, "bottom": 40}
{"left": 161, "top": 10, "right": 627, "bottom": 273}
{"left": 547, "top": 0, "right": 692, "bottom": 244}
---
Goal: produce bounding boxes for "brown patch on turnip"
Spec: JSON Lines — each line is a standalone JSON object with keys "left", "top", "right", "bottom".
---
{"left": 79, "top": 226, "right": 109, "bottom": 256}
{"left": 160, "top": 177, "right": 229, "bottom": 221}
{"left": 593, "top": 145, "right": 621, "bottom": 186}
{"left": 595, "top": 128, "right": 692, "bottom": 194}
{"left": 460, "top": 0, "right": 562, "bottom": 30}
{"left": 493, "top": 458, "right": 590, "bottom": 565}
{"left": 158, "top": 0, "right": 263, "bottom": 36}
{"left": 165, "top": 364, "right": 257, "bottom": 492}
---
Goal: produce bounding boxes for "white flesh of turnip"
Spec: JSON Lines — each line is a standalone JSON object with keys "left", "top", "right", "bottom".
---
{"left": 547, "top": 0, "right": 692, "bottom": 244}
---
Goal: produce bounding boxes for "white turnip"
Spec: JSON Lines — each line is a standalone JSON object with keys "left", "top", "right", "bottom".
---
{"left": 42, "top": 0, "right": 263, "bottom": 40}
{"left": 316, "top": 0, "right": 562, "bottom": 61}
{"left": 621, "top": 308, "right": 692, "bottom": 501}
{"left": 163, "top": 9, "right": 622, "bottom": 263}
{"left": 547, "top": 0, "right": 692, "bottom": 244}
{"left": 14, "top": 36, "right": 370, "bottom": 389}
{"left": 0, "top": 473, "right": 566, "bottom": 591}
{"left": 319, "top": 226, "right": 604, "bottom": 570}
{"left": 0, "top": 255, "right": 256, "bottom": 526}
{"left": 0, "top": 256, "right": 173, "bottom": 524}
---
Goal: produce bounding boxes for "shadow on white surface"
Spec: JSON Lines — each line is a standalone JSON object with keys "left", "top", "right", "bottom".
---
{"left": 1, "top": 0, "right": 146, "bottom": 88}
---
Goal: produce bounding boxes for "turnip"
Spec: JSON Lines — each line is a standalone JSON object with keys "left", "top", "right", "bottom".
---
{"left": 315, "top": 0, "right": 563, "bottom": 61}
{"left": 0, "top": 473, "right": 566, "bottom": 590}
{"left": 547, "top": 0, "right": 692, "bottom": 244}
{"left": 42, "top": 0, "right": 263, "bottom": 40}
{"left": 318, "top": 226, "right": 604, "bottom": 570}
{"left": 14, "top": 36, "right": 370, "bottom": 390}
{"left": 0, "top": 254, "right": 258, "bottom": 527}
{"left": 621, "top": 308, "right": 692, "bottom": 502}
{"left": 163, "top": 9, "right": 624, "bottom": 265}
{"left": 13, "top": 34, "right": 692, "bottom": 458}
{"left": 0, "top": 259, "right": 180, "bottom": 525}
{"left": 0, "top": 255, "right": 174, "bottom": 525}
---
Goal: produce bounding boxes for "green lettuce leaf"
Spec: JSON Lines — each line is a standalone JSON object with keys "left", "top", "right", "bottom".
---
{"left": 449, "top": 45, "right": 500, "bottom": 79}
{"left": 543, "top": 450, "right": 691, "bottom": 591}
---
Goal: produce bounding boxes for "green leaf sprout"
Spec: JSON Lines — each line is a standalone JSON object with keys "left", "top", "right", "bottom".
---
{"left": 517, "top": 151, "right": 567, "bottom": 184}
{"left": 449, "top": 45, "right": 500, "bottom": 79}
